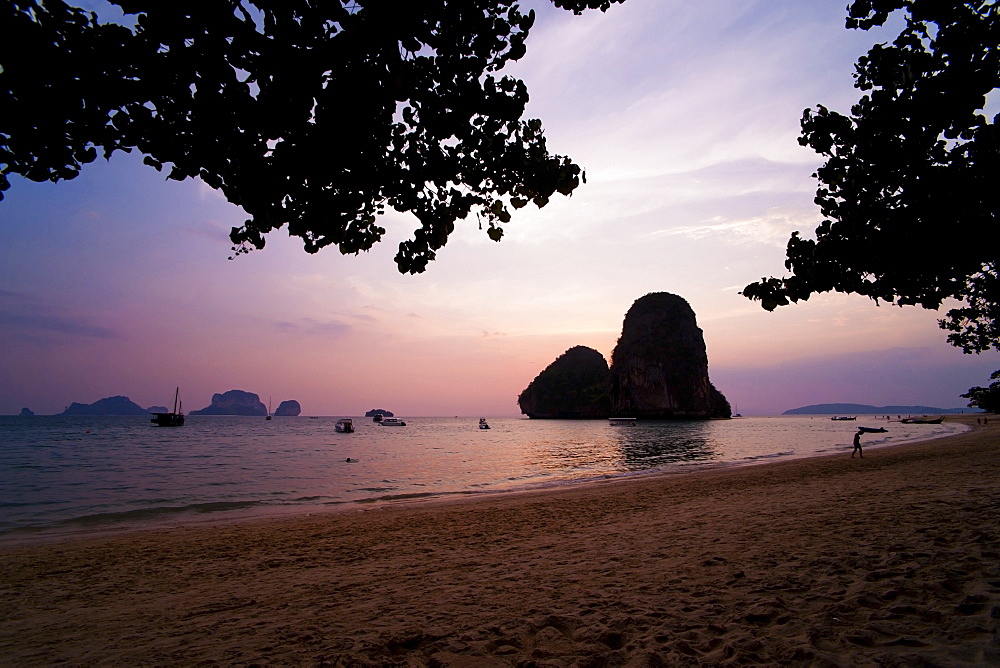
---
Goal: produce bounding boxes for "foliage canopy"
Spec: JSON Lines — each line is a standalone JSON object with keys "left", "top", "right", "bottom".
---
{"left": 1, "top": 0, "right": 622, "bottom": 273}
{"left": 962, "top": 369, "right": 1000, "bottom": 413}
{"left": 742, "top": 0, "right": 999, "bottom": 353}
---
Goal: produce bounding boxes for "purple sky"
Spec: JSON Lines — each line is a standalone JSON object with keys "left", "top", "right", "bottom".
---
{"left": 2, "top": 0, "right": 997, "bottom": 416}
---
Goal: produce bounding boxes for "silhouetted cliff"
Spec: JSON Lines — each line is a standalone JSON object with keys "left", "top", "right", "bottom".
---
{"left": 610, "top": 293, "right": 730, "bottom": 419}
{"left": 274, "top": 400, "right": 301, "bottom": 416}
{"left": 59, "top": 396, "right": 149, "bottom": 416}
{"left": 518, "top": 346, "right": 611, "bottom": 419}
{"left": 518, "top": 293, "right": 730, "bottom": 420}
{"left": 190, "top": 390, "right": 267, "bottom": 416}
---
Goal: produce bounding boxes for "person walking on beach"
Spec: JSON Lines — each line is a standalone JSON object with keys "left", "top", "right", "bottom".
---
{"left": 852, "top": 429, "right": 864, "bottom": 458}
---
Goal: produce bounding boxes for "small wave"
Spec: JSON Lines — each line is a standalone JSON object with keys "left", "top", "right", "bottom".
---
{"left": 62, "top": 501, "right": 263, "bottom": 528}
{"left": 740, "top": 451, "right": 795, "bottom": 462}
{"left": 0, "top": 499, "right": 63, "bottom": 509}
{"left": 354, "top": 492, "right": 439, "bottom": 504}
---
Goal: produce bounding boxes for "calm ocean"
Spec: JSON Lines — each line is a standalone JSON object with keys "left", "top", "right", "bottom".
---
{"left": 0, "top": 415, "right": 966, "bottom": 541}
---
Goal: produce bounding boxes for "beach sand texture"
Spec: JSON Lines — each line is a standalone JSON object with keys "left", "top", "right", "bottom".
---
{"left": 2, "top": 416, "right": 999, "bottom": 666}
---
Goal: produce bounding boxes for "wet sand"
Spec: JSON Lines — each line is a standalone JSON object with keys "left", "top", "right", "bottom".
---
{"left": 2, "top": 416, "right": 998, "bottom": 666}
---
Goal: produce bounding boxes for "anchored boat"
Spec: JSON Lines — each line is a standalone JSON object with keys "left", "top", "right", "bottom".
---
{"left": 151, "top": 387, "right": 185, "bottom": 427}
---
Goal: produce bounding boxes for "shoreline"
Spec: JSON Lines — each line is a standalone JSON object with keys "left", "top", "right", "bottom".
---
{"left": 0, "top": 415, "right": 970, "bottom": 547}
{"left": 2, "top": 415, "right": 998, "bottom": 664}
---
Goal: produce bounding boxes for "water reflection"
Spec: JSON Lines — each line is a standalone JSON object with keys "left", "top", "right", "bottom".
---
{"left": 607, "top": 421, "right": 718, "bottom": 470}
{"left": 0, "top": 415, "right": 970, "bottom": 536}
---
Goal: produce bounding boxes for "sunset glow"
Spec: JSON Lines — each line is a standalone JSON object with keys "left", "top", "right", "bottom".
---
{"left": 2, "top": 0, "right": 997, "bottom": 417}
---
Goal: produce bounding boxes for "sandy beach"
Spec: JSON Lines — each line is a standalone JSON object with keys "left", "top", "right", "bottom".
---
{"left": 2, "top": 416, "right": 998, "bottom": 666}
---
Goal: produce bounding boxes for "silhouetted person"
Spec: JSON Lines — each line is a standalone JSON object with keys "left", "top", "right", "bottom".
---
{"left": 852, "top": 429, "right": 864, "bottom": 458}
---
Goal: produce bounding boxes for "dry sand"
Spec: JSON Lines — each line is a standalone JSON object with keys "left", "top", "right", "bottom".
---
{"left": 2, "top": 416, "right": 999, "bottom": 666}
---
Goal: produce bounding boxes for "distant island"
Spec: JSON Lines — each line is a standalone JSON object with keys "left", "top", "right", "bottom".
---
{"left": 274, "top": 400, "right": 301, "bottom": 417}
{"left": 12, "top": 390, "right": 303, "bottom": 417}
{"left": 59, "top": 396, "right": 157, "bottom": 416}
{"left": 190, "top": 390, "right": 301, "bottom": 416}
{"left": 783, "top": 403, "right": 978, "bottom": 415}
{"left": 365, "top": 408, "right": 394, "bottom": 418}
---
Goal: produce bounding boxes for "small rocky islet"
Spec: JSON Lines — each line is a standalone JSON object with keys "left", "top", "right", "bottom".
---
{"left": 23, "top": 390, "right": 303, "bottom": 417}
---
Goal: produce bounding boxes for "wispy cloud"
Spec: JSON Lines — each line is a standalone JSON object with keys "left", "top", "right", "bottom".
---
{"left": 0, "top": 311, "right": 118, "bottom": 340}
{"left": 272, "top": 317, "right": 351, "bottom": 339}
{"left": 656, "top": 206, "right": 820, "bottom": 247}
{"left": 0, "top": 289, "right": 119, "bottom": 340}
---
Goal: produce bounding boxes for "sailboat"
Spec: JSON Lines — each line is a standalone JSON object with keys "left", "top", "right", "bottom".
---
{"left": 151, "top": 387, "right": 185, "bottom": 427}
{"left": 266, "top": 396, "right": 272, "bottom": 420}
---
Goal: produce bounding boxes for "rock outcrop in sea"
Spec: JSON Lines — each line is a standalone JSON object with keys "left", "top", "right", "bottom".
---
{"left": 609, "top": 293, "right": 730, "bottom": 419}
{"left": 59, "top": 396, "right": 149, "bottom": 416}
{"left": 19, "top": 408, "right": 35, "bottom": 417}
{"left": 190, "top": 390, "right": 268, "bottom": 416}
{"left": 518, "top": 293, "right": 730, "bottom": 419}
{"left": 517, "top": 346, "right": 612, "bottom": 419}
{"left": 274, "top": 400, "right": 301, "bottom": 417}
{"left": 365, "top": 409, "right": 394, "bottom": 418}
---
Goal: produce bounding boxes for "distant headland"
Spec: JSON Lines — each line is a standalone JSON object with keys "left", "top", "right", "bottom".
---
{"left": 59, "top": 396, "right": 155, "bottom": 416}
{"left": 365, "top": 408, "right": 394, "bottom": 418}
{"left": 783, "top": 403, "right": 978, "bottom": 415}
{"left": 11, "top": 390, "right": 304, "bottom": 416}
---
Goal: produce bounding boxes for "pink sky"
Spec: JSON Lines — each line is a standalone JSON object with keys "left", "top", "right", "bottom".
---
{"left": 2, "top": 0, "right": 997, "bottom": 416}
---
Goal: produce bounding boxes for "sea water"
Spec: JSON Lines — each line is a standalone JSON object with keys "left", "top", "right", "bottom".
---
{"left": 0, "top": 415, "right": 966, "bottom": 541}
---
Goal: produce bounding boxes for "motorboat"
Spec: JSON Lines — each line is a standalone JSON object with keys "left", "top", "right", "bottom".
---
{"left": 831, "top": 416, "right": 857, "bottom": 421}
{"left": 479, "top": 418, "right": 490, "bottom": 429}
{"left": 379, "top": 417, "right": 406, "bottom": 426}
{"left": 335, "top": 418, "right": 355, "bottom": 433}
{"left": 151, "top": 387, "right": 185, "bottom": 427}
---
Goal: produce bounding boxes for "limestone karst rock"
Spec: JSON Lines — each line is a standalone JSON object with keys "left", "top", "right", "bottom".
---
{"left": 517, "top": 346, "right": 612, "bottom": 419}
{"left": 609, "top": 293, "right": 730, "bottom": 419}
{"left": 518, "top": 293, "right": 730, "bottom": 419}
{"left": 274, "top": 400, "right": 301, "bottom": 416}
{"left": 59, "top": 396, "right": 148, "bottom": 416}
{"left": 190, "top": 390, "right": 268, "bottom": 416}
